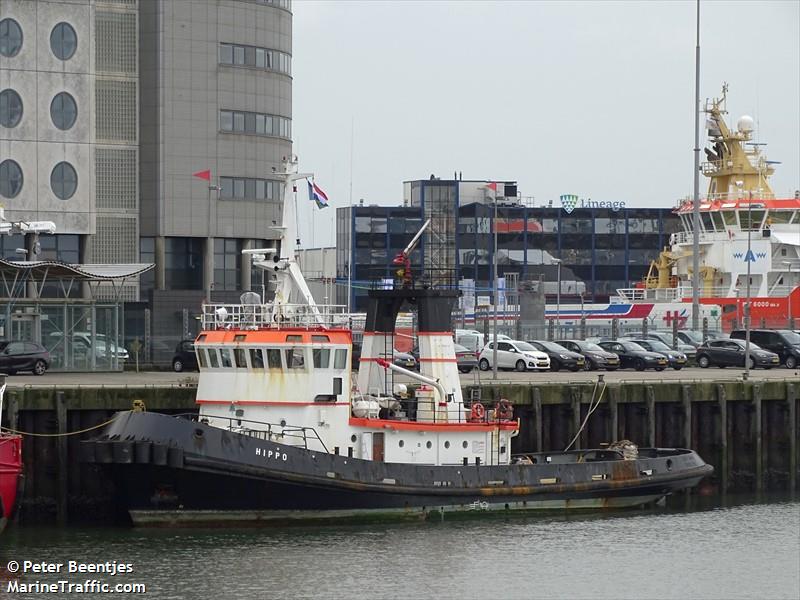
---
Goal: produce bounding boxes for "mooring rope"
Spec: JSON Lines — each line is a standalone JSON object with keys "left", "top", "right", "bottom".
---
{"left": 564, "top": 379, "right": 607, "bottom": 451}
{"left": 0, "top": 414, "right": 119, "bottom": 438}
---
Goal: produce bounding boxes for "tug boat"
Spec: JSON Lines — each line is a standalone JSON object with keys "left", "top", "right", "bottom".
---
{"left": 83, "top": 159, "right": 713, "bottom": 526}
{"left": 0, "top": 376, "right": 23, "bottom": 534}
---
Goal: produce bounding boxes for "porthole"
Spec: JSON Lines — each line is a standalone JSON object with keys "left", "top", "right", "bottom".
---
{"left": 0, "top": 89, "right": 23, "bottom": 128}
{"left": 50, "top": 22, "right": 77, "bottom": 61}
{"left": 0, "top": 19, "right": 23, "bottom": 58}
{"left": 0, "top": 159, "right": 23, "bottom": 198}
{"left": 50, "top": 92, "right": 77, "bottom": 130}
{"left": 50, "top": 161, "right": 77, "bottom": 200}
{"left": 426, "top": 441, "right": 432, "bottom": 449}
{"left": 462, "top": 440, "right": 468, "bottom": 449}
{"left": 444, "top": 441, "right": 450, "bottom": 449}
{"left": 350, "top": 434, "right": 357, "bottom": 443}
{"left": 398, "top": 440, "right": 404, "bottom": 448}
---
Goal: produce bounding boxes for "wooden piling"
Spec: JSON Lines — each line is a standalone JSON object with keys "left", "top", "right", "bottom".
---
{"left": 608, "top": 391, "right": 618, "bottom": 443}
{"left": 56, "top": 391, "right": 68, "bottom": 525}
{"left": 752, "top": 384, "right": 763, "bottom": 493}
{"left": 646, "top": 386, "right": 656, "bottom": 447}
{"left": 788, "top": 383, "right": 797, "bottom": 492}
{"left": 532, "top": 388, "right": 542, "bottom": 453}
{"left": 682, "top": 385, "right": 693, "bottom": 448}
{"left": 7, "top": 389, "right": 20, "bottom": 431}
{"left": 571, "top": 390, "right": 582, "bottom": 450}
{"left": 716, "top": 384, "right": 729, "bottom": 493}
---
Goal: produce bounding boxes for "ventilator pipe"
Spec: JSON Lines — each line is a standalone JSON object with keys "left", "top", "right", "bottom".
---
{"left": 375, "top": 358, "right": 452, "bottom": 404}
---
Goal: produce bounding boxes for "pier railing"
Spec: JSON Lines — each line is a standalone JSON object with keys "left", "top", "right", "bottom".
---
{"left": 183, "top": 413, "right": 329, "bottom": 452}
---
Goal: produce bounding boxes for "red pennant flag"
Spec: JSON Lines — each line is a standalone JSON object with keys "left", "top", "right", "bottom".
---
{"left": 193, "top": 169, "right": 211, "bottom": 181}
{"left": 486, "top": 181, "right": 498, "bottom": 192}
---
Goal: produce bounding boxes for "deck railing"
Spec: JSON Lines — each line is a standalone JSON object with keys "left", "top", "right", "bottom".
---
{"left": 201, "top": 302, "right": 351, "bottom": 330}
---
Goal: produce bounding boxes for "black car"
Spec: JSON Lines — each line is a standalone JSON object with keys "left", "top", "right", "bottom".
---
{"left": 597, "top": 340, "right": 668, "bottom": 371}
{"left": 622, "top": 338, "right": 688, "bottom": 370}
{"left": 172, "top": 340, "right": 198, "bottom": 372}
{"left": 527, "top": 340, "right": 585, "bottom": 372}
{"left": 696, "top": 339, "right": 780, "bottom": 369}
{"left": 729, "top": 329, "right": 800, "bottom": 369}
{"left": 0, "top": 341, "right": 50, "bottom": 375}
{"left": 555, "top": 339, "right": 620, "bottom": 371}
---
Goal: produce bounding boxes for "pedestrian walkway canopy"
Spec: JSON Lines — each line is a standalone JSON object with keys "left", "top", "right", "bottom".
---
{"left": 0, "top": 259, "right": 153, "bottom": 300}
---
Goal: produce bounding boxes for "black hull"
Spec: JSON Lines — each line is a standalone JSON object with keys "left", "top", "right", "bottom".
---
{"left": 82, "top": 412, "right": 713, "bottom": 525}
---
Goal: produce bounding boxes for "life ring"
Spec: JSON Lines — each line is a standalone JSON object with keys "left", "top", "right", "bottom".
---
{"left": 470, "top": 402, "right": 485, "bottom": 422}
{"left": 496, "top": 399, "right": 513, "bottom": 421}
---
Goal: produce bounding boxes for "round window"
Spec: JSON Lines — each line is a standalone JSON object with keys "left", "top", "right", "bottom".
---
{"left": 0, "top": 159, "right": 23, "bottom": 198}
{"left": 350, "top": 434, "right": 357, "bottom": 443}
{"left": 50, "top": 22, "right": 77, "bottom": 60}
{"left": 50, "top": 92, "right": 77, "bottom": 130}
{"left": 398, "top": 440, "right": 404, "bottom": 448}
{"left": 0, "top": 89, "right": 23, "bottom": 128}
{"left": 0, "top": 18, "right": 23, "bottom": 58}
{"left": 444, "top": 441, "right": 450, "bottom": 449}
{"left": 462, "top": 441, "right": 468, "bottom": 449}
{"left": 426, "top": 441, "right": 432, "bottom": 449}
{"left": 50, "top": 161, "right": 77, "bottom": 200}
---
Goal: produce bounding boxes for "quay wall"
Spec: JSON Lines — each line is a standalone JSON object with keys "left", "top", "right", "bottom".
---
{"left": 1, "top": 378, "right": 797, "bottom": 523}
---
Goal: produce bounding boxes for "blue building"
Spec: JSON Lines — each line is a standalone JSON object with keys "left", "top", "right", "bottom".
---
{"left": 336, "top": 178, "right": 680, "bottom": 312}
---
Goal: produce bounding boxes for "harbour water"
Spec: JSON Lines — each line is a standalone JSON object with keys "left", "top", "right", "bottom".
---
{"left": 2, "top": 494, "right": 798, "bottom": 599}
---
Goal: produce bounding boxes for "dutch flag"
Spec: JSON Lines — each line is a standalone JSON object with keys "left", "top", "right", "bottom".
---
{"left": 307, "top": 180, "right": 329, "bottom": 209}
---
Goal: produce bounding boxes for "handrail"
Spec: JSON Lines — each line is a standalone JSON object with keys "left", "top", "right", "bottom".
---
{"left": 181, "top": 413, "right": 329, "bottom": 453}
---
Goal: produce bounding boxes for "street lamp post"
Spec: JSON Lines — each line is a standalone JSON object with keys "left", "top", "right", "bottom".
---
{"left": 492, "top": 200, "right": 498, "bottom": 380}
{"left": 783, "top": 260, "right": 797, "bottom": 329}
{"left": 553, "top": 259, "right": 562, "bottom": 340}
{"left": 743, "top": 192, "right": 753, "bottom": 379}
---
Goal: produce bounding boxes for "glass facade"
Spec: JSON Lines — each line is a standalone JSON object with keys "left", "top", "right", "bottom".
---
{"left": 337, "top": 198, "right": 679, "bottom": 309}
{"left": 213, "top": 238, "right": 241, "bottom": 291}
{"left": 165, "top": 237, "right": 203, "bottom": 290}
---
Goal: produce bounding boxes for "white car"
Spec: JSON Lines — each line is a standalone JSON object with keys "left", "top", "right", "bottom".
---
{"left": 478, "top": 340, "right": 551, "bottom": 372}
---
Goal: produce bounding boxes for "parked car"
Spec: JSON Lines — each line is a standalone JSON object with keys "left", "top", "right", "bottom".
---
{"left": 696, "top": 339, "right": 780, "bottom": 369}
{"left": 641, "top": 331, "right": 697, "bottom": 358}
{"left": 392, "top": 350, "right": 417, "bottom": 370}
{"left": 526, "top": 340, "right": 585, "bottom": 372}
{"left": 555, "top": 339, "right": 620, "bottom": 371}
{"left": 49, "top": 331, "right": 129, "bottom": 362}
{"left": 478, "top": 340, "right": 550, "bottom": 372}
{"left": 413, "top": 343, "right": 477, "bottom": 374}
{"left": 0, "top": 341, "right": 50, "bottom": 375}
{"left": 172, "top": 340, "right": 198, "bottom": 372}
{"left": 597, "top": 340, "right": 669, "bottom": 371}
{"left": 729, "top": 329, "right": 800, "bottom": 369}
{"left": 623, "top": 338, "right": 688, "bottom": 370}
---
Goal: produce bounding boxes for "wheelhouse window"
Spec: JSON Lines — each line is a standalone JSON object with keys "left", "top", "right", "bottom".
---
{"left": 197, "top": 348, "right": 208, "bottom": 368}
{"left": 334, "top": 349, "right": 347, "bottom": 370}
{"left": 313, "top": 348, "right": 331, "bottom": 369}
{"left": 220, "top": 348, "right": 233, "bottom": 368}
{"left": 266, "top": 349, "right": 282, "bottom": 369}
{"left": 233, "top": 348, "right": 247, "bottom": 368}
{"left": 249, "top": 348, "right": 264, "bottom": 369}
{"left": 286, "top": 348, "right": 305, "bottom": 369}
{"left": 207, "top": 349, "right": 219, "bottom": 368}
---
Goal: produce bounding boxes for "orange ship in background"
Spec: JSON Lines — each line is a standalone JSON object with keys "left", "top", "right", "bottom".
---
{"left": 617, "top": 85, "right": 799, "bottom": 331}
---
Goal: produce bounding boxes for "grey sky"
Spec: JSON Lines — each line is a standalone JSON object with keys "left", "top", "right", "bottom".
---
{"left": 291, "top": 0, "right": 799, "bottom": 247}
